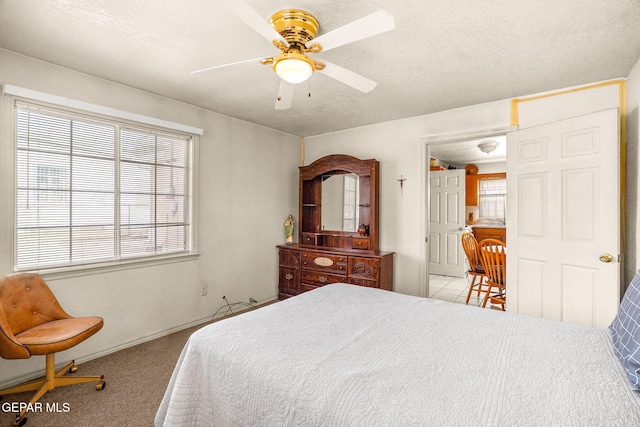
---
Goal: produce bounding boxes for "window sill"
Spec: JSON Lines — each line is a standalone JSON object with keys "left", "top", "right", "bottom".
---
{"left": 25, "top": 252, "right": 201, "bottom": 281}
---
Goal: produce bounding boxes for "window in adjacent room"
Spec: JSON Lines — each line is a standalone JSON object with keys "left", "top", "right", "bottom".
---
{"left": 478, "top": 178, "right": 507, "bottom": 222}
{"left": 14, "top": 102, "right": 194, "bottom": 271}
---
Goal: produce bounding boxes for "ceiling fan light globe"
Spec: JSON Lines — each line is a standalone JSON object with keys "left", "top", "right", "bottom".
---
{"left": 275, "top": 58, "right": 313, "bottom": 84}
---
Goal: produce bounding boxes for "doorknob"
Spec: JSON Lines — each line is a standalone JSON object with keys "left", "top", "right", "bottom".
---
{"left": 599, "top": 253, "right": 614, "bottom": 263}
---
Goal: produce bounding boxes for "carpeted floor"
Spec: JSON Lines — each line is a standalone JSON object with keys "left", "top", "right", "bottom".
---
{"left": 0, "top": 302, "right": 274, "bottom": 426}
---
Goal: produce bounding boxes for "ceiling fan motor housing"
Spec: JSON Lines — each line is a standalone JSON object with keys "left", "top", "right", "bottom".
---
{"left": 269, "top": 9, "right": 319, "bottom": 46}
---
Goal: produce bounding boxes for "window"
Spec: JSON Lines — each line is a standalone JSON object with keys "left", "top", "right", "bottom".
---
{"left": 342, "top": 174, "right": 359, "bottom": 232}
{"left": 15, "top": 102, "right": 193, "bottom": 271}
{"left": 478, "top": 178, "right": 506, "bottom": 220}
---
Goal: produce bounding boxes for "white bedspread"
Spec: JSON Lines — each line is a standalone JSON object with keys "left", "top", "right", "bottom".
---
{"left": 156, "top": 284, "right": 640, "bottom": 426}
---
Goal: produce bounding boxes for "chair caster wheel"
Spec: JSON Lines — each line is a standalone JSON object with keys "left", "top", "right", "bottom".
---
{"left": 96, "top": 381, "right": 105, "bottom": 391}
{"left": 70, "top": 365, "right": 78, "bottom": 373}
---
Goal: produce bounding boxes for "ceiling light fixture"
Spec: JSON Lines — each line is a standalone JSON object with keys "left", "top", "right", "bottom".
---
{"left": 273, "top": 51, "right": 315, "bottom": 84}
{"left": 478, "top": 140, "right": 499, "bottom": 154}
{"left": 269, "top": 10, "right": 320, "bottom": 85}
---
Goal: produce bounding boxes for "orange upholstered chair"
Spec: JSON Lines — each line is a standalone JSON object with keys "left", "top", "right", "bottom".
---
{"left": 0, "top": 273, "right": 104, "bottom": 425}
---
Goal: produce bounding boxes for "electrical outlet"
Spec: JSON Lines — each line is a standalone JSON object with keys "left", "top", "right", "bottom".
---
{"left": 249, "top": 298, "right": 257, "bottom": 304}
{"left": 201, "top": 284, "right": 207, "bottom": 296}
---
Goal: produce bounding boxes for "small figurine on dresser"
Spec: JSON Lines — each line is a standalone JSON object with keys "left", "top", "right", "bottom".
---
{"left": 284, "top": 214, "right": 295, "bottom": 245}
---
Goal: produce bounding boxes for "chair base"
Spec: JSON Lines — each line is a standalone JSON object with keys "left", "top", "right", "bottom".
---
{"left": 465, "top": 272, "right": 489, "bottom": 305}
{"left": 0, "top": 353, "right": 104, "bottom": 424}
{"left": 482, "top": 288, "right": 506, "bottom": 311}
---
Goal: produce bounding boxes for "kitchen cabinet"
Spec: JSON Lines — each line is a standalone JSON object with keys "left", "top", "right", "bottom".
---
{"left": 472, "top": 227, "right": 506, "bottom": 243}
{"left": 466, "top": 175, "right": 478, "bottom": 206}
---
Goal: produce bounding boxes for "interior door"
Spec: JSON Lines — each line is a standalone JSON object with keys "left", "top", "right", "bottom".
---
{"left": 506, "top": 108, "right": 620, "bottom": 328}
{"left": 429, "top": 169, "right": 466, "bottom": 277}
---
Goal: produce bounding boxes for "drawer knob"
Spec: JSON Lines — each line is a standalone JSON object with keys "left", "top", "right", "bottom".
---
{"left": 319, "top": 276, "right": 327, "bottom": 283}
{"left": 285, "top": 273, "right": 293, "bottom": 280}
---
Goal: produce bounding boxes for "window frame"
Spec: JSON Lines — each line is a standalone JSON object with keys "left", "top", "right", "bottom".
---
{"left": 3, "top": 94, "right": 200, "bottom": 276}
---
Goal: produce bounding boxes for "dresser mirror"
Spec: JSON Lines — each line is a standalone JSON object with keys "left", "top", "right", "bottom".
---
{"left": 320, "top": 173, "right": 359, "bottom": 232}
{"left": 299, "top": 154, "right": 380, "bottom": 252}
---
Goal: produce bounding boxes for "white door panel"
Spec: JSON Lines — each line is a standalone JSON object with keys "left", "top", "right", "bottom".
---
{"left": 429, "top": 169, "right": 466, "bottom": 277}
{"left": 507, "top": 108, "right": 620, "bottom": 328}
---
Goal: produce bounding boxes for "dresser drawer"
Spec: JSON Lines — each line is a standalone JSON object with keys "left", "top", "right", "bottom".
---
{"left": 349, "top": 277, "right": 378, "bottom": 288}
{"left": 300, "top": 233, "right": 317, "bottom": 245}
{"left": 301, "top": 270, "right": 347, "bottom": 287}
{"left": 349, "top": 257, "right": 380, "bottom": 280}
{"left": 351, "top": 237, "right": 370, "bottom": 250}
{"left": 301, "top": 251, "right": 347, "bottom": 274}
{"left": 279, "top": 267, "right": 300, "bottom": 295}
{"left": 279, "top": 248, "right": 301, "bottom": 267}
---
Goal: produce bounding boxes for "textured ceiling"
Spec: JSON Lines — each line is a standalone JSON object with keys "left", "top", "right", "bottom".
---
{"left": 1, "top": 0, "right": 639, "bottom": 137}
{"left": 430, "top": 136, "right": 507, "bottom": 166}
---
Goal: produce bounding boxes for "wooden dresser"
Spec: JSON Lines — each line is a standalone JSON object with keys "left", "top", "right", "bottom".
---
{"left": 278, "top": 245, "right": 394, "bottom": 299}
{"left": 278, "top": 154, "right": 394, "bottom": 299}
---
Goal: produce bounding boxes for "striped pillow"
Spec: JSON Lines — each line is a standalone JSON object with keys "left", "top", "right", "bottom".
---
{"left": 610, "top": 270, "right": 640, "bottom": 391}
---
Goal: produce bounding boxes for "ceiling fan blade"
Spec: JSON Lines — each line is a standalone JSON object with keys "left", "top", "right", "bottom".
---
{"left": 317, "top": 61, "right": 377, "bottom": 93}
{"left": 305, "top": 10, "right": 394, "bottom": 52}
{"left": 222, "top": 0, "right": 289, "bottom": 48}
{"left": 191, "top": 56, "right": 268, "bottom": 74}
{"left": 275, "top": 80, "right": 295, "bottom": 110}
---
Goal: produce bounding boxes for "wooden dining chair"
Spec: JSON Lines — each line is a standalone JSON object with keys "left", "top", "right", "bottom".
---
{"left": 478, "top": 238, "right": 507, "bottom": 310}
{"left": 461, "top": 232, "right": 488, "bottom": 304}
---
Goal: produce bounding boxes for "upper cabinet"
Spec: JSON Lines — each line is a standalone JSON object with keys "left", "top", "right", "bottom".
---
{"left": 466, "top": 175, "right": 479, "bottom": 206}
{"left": 466, "top": 169, "right": 506, "bottom": 207}
{"left": 298, "top": 154, "right": 380, "bottom": 252}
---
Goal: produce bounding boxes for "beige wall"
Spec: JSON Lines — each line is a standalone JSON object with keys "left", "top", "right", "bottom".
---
{"left": 0, "top": 49, "right": 299, "bottom": 386}
{"left": 304, "top": 81, "right": 626, "bottom": 298}
{"left": 1, "top": 45, "right": 637, "bottom": 387}
{"left": 303, "top": 100, "right": 513, "bottom": 297}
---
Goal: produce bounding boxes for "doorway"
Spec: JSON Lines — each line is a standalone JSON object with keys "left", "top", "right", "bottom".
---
{"left": 425, "top": 133, "right": 508, "bottom": 306}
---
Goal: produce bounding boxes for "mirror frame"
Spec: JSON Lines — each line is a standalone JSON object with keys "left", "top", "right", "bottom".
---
{"left": 299, "top": 154, "right": 380, "bottom": 252}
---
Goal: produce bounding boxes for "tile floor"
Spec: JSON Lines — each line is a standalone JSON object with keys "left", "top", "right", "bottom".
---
{"left": 428, "top": 273, "right": 487, "bottom": 308}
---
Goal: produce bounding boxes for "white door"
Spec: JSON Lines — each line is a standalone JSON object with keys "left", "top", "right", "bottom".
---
{"left": 506, "top": 108, "right": 620, "bottom": 328}
{"left": 429, "top": 169, "right": 466, "bottom": 277}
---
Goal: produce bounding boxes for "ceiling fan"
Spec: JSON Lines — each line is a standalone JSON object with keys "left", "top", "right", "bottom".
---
{"left": 192, "top": 1, "right": 395, "bottom": 110}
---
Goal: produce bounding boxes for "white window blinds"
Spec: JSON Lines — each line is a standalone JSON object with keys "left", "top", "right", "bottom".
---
{"left": 15, "top": 103, "right": 191, "bottom": 271}
{"left": 119, "top": 128, "right": 189, "bottom": 258}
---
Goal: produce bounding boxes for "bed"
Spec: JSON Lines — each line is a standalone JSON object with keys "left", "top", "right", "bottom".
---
{"left": 156, "top": 281, "right": 640, "bottom": 426}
